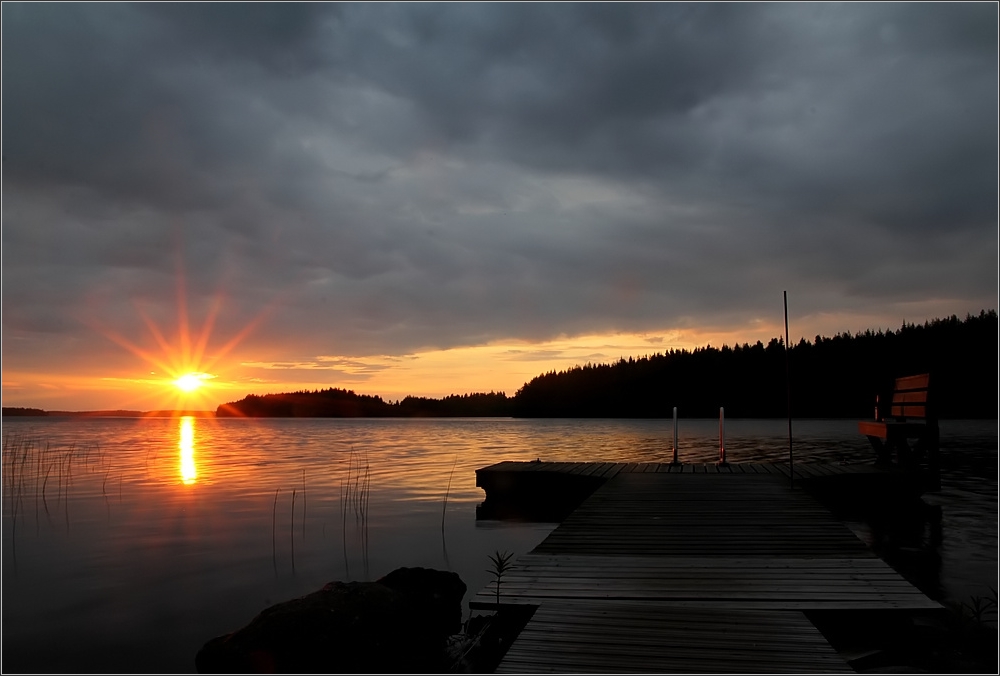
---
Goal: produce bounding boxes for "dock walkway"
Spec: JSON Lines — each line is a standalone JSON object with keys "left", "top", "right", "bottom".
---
{"left": 471, "top": 463, "right": 941, "bottom": 673}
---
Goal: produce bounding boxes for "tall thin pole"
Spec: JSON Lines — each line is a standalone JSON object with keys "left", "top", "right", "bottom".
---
{"left": 672, "top": 406, "right": 679, "bottom": 465}
{"left": 718, "top": 407, "right": 727, "bottom": 465}
{"left": 784, "top": 291, "right": 793, "bottom": 489}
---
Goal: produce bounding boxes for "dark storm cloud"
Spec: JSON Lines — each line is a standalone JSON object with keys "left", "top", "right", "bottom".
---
{"left": 2, "top": 3, "right": 996, "bottom": 373}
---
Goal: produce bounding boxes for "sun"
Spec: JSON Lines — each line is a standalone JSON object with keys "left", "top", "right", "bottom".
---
{"left": 174, "top": 372, "right": 211, "bottom": 392}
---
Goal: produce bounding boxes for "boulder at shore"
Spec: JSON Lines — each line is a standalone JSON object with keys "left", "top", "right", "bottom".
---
{"left": 196, "top": 567, "right": 467, "bottom": 673}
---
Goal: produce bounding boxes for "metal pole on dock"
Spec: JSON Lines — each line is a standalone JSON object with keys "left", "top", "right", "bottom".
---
{"left": 784, "top": 291, "right": 793, "bottom": 489}
{"left": 718, "top": 406, "right": 727, "bottom": 465}
{"left": 672, "top": 406, "right": 679, "bottom": 465}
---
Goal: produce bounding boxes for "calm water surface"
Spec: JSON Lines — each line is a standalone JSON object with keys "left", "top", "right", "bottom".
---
{"left": 2, "top": 417, "right": 996, "bottom": 673}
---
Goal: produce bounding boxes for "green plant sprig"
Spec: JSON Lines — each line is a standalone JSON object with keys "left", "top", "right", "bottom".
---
{"left": 487, "top": 550, "right": 515, "bottom": 607}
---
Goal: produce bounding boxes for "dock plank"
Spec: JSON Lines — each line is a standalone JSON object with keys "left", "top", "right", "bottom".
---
{"left": 496, "top": 602, "right": 852, "bottom": 673}
{"left": 605, "top": 462, "right": 626, "bottom": 478}
{"left": 532, "top": 473, "right": 874, "bottom": 558}
{"left": 470, "top": 553, "right": 938, "bottom": 610}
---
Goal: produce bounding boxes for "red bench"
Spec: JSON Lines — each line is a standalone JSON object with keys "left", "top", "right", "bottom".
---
{"left": 858, "top": 374, "right": 940, "bottom": 477}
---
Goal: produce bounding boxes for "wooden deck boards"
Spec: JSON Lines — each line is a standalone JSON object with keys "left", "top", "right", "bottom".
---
{"left": 473, "top": 556, "right": 932, "bottom": 610}
{"left": 531, "top": 472, "right": 874, "bottom": 558}
{"left": 496, "top": 603, "right": 853, "bottom": 673}
{"left": 473, "top": 465, "right": 940, "bottom": 673}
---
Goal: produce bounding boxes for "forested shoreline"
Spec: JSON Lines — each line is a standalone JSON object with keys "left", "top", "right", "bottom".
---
{"left": 216, "top": 311, "right": 996, "bottom": 419}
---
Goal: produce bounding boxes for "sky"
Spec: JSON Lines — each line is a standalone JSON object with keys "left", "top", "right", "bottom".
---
{"left": 2, "top": 3, "right": 997, "bottom": 411}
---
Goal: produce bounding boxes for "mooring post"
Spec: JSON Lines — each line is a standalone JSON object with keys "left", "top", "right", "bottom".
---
{"left": 718, "top": 406, "right": 727, "bottom": 465}
{"left": 671, "top": 406, "right": 679, "bottom": 465}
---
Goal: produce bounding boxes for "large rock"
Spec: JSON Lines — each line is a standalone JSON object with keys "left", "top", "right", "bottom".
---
{"left": 196, "top": 567, "right": 467, "bottom": 673}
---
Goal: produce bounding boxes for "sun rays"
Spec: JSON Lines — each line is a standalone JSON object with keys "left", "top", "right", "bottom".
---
{"left": 83, "top": 259, "right": 275, "bottom": 413}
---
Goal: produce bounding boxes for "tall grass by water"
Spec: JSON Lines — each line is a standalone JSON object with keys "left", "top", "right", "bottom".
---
{"left": 267, "top": 445, "right": 373, "bottom": 579}
{"left": 3, "top": 431, "right": 118, "bottom": 568}
{"left": 340, "top": 447, "right": 371, "bottom": 579}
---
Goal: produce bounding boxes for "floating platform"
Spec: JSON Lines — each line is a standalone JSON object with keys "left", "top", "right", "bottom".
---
{"left": 476, "top": 460, "right": 933, "bottom": 520}
{"left": 471, "top": 464, "right": 942, "bottom": 673}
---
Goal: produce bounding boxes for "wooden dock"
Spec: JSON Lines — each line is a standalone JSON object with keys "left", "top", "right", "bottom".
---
{"left": 471, "top": 463, "right": 942, "bottom": 673}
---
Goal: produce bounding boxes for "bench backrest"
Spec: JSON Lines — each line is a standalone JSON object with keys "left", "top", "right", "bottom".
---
{"left": 890, "top": 373, "right": 931, "bottom": 421}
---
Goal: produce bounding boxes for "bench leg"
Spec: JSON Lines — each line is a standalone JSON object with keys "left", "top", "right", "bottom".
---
{"left": 866, "top": 435, "right": 891, "bottom": 466}
{"left": 924, "top": 428, "right": 941, "bottom": 491}
{"left": 894, "top": 438, "right": 916, "bottom": 470}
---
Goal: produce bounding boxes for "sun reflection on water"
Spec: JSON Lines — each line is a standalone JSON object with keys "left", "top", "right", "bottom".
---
{"left": 179, "top": 416, "right": 197, "bottom": 485}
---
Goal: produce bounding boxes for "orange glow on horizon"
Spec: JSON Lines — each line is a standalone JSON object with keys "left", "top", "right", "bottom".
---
{"left": 231, "top": 322, "right": 793, "bottom": 403}
{"left": 4, "top": 323, "right": 795, "bottom": 409}
{"left": 6, "top": 303, "right": 947, "bottom": 411}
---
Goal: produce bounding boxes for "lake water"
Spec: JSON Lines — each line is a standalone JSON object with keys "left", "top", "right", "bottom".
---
{"left": 2, "top": 417, "right": 996, "bottom": 673}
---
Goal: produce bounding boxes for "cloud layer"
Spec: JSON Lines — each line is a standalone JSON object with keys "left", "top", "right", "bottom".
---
{"left": 2, "top": 3, "right": 996, "bottom": 402}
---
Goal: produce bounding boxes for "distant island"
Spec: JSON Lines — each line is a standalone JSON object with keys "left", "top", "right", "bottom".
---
{"left": 2, "top": 407, "right": 49, "bottom": 416}
{"left": 217, "top": 391, "right": 511, "bottom": 418}
{"left": 218, "top": 310, "right": 997, "bottom": 419}
{"left": 6, "top": 311, "right": 996, "bottom": 420}
{"left": 1, "top": 408, "right": 216, "bottom": 418}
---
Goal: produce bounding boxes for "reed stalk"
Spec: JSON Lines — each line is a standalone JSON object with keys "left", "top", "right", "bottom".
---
{"left": 34, "top": 443, "right": 42, "bottom": 533}
{"left": 34, "top": 444, "right": 41, "bottom": 536}
{"left": 63, "top": 459, "right": 70, "bottom": 533}
{"left": 363, "top": 451, "right": 370, "bottom": 523}
{"left": 18, "top": 441, "right": 30, "bottom": 516}
{"left": 41, "top": 463, "right": 51, "bottom": 518}
{"left": 271, "top": 487, "right": 280, "bottom": 575}
{"left": 341, "top": 475, "right": 349, "bottom": 579}
{"left": 7, "top": 436, "right": 23, "bottom": 559}
{"left": 361, "top": 451, "right": 370, "bottom": 579}
{"left": 290, "top": 488, "right": 297, "bottom": 574}
{"left": 339, "top": 448, "right": 373, "bottom": 579}
{"left": 352, "top": 451, "right": 361, "bottom": 520}
{"left": 442, "top": 455, "right": 457, "bottom": 535}
{"left": 65, "top": 445, "right": 75, "bottom": 489}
